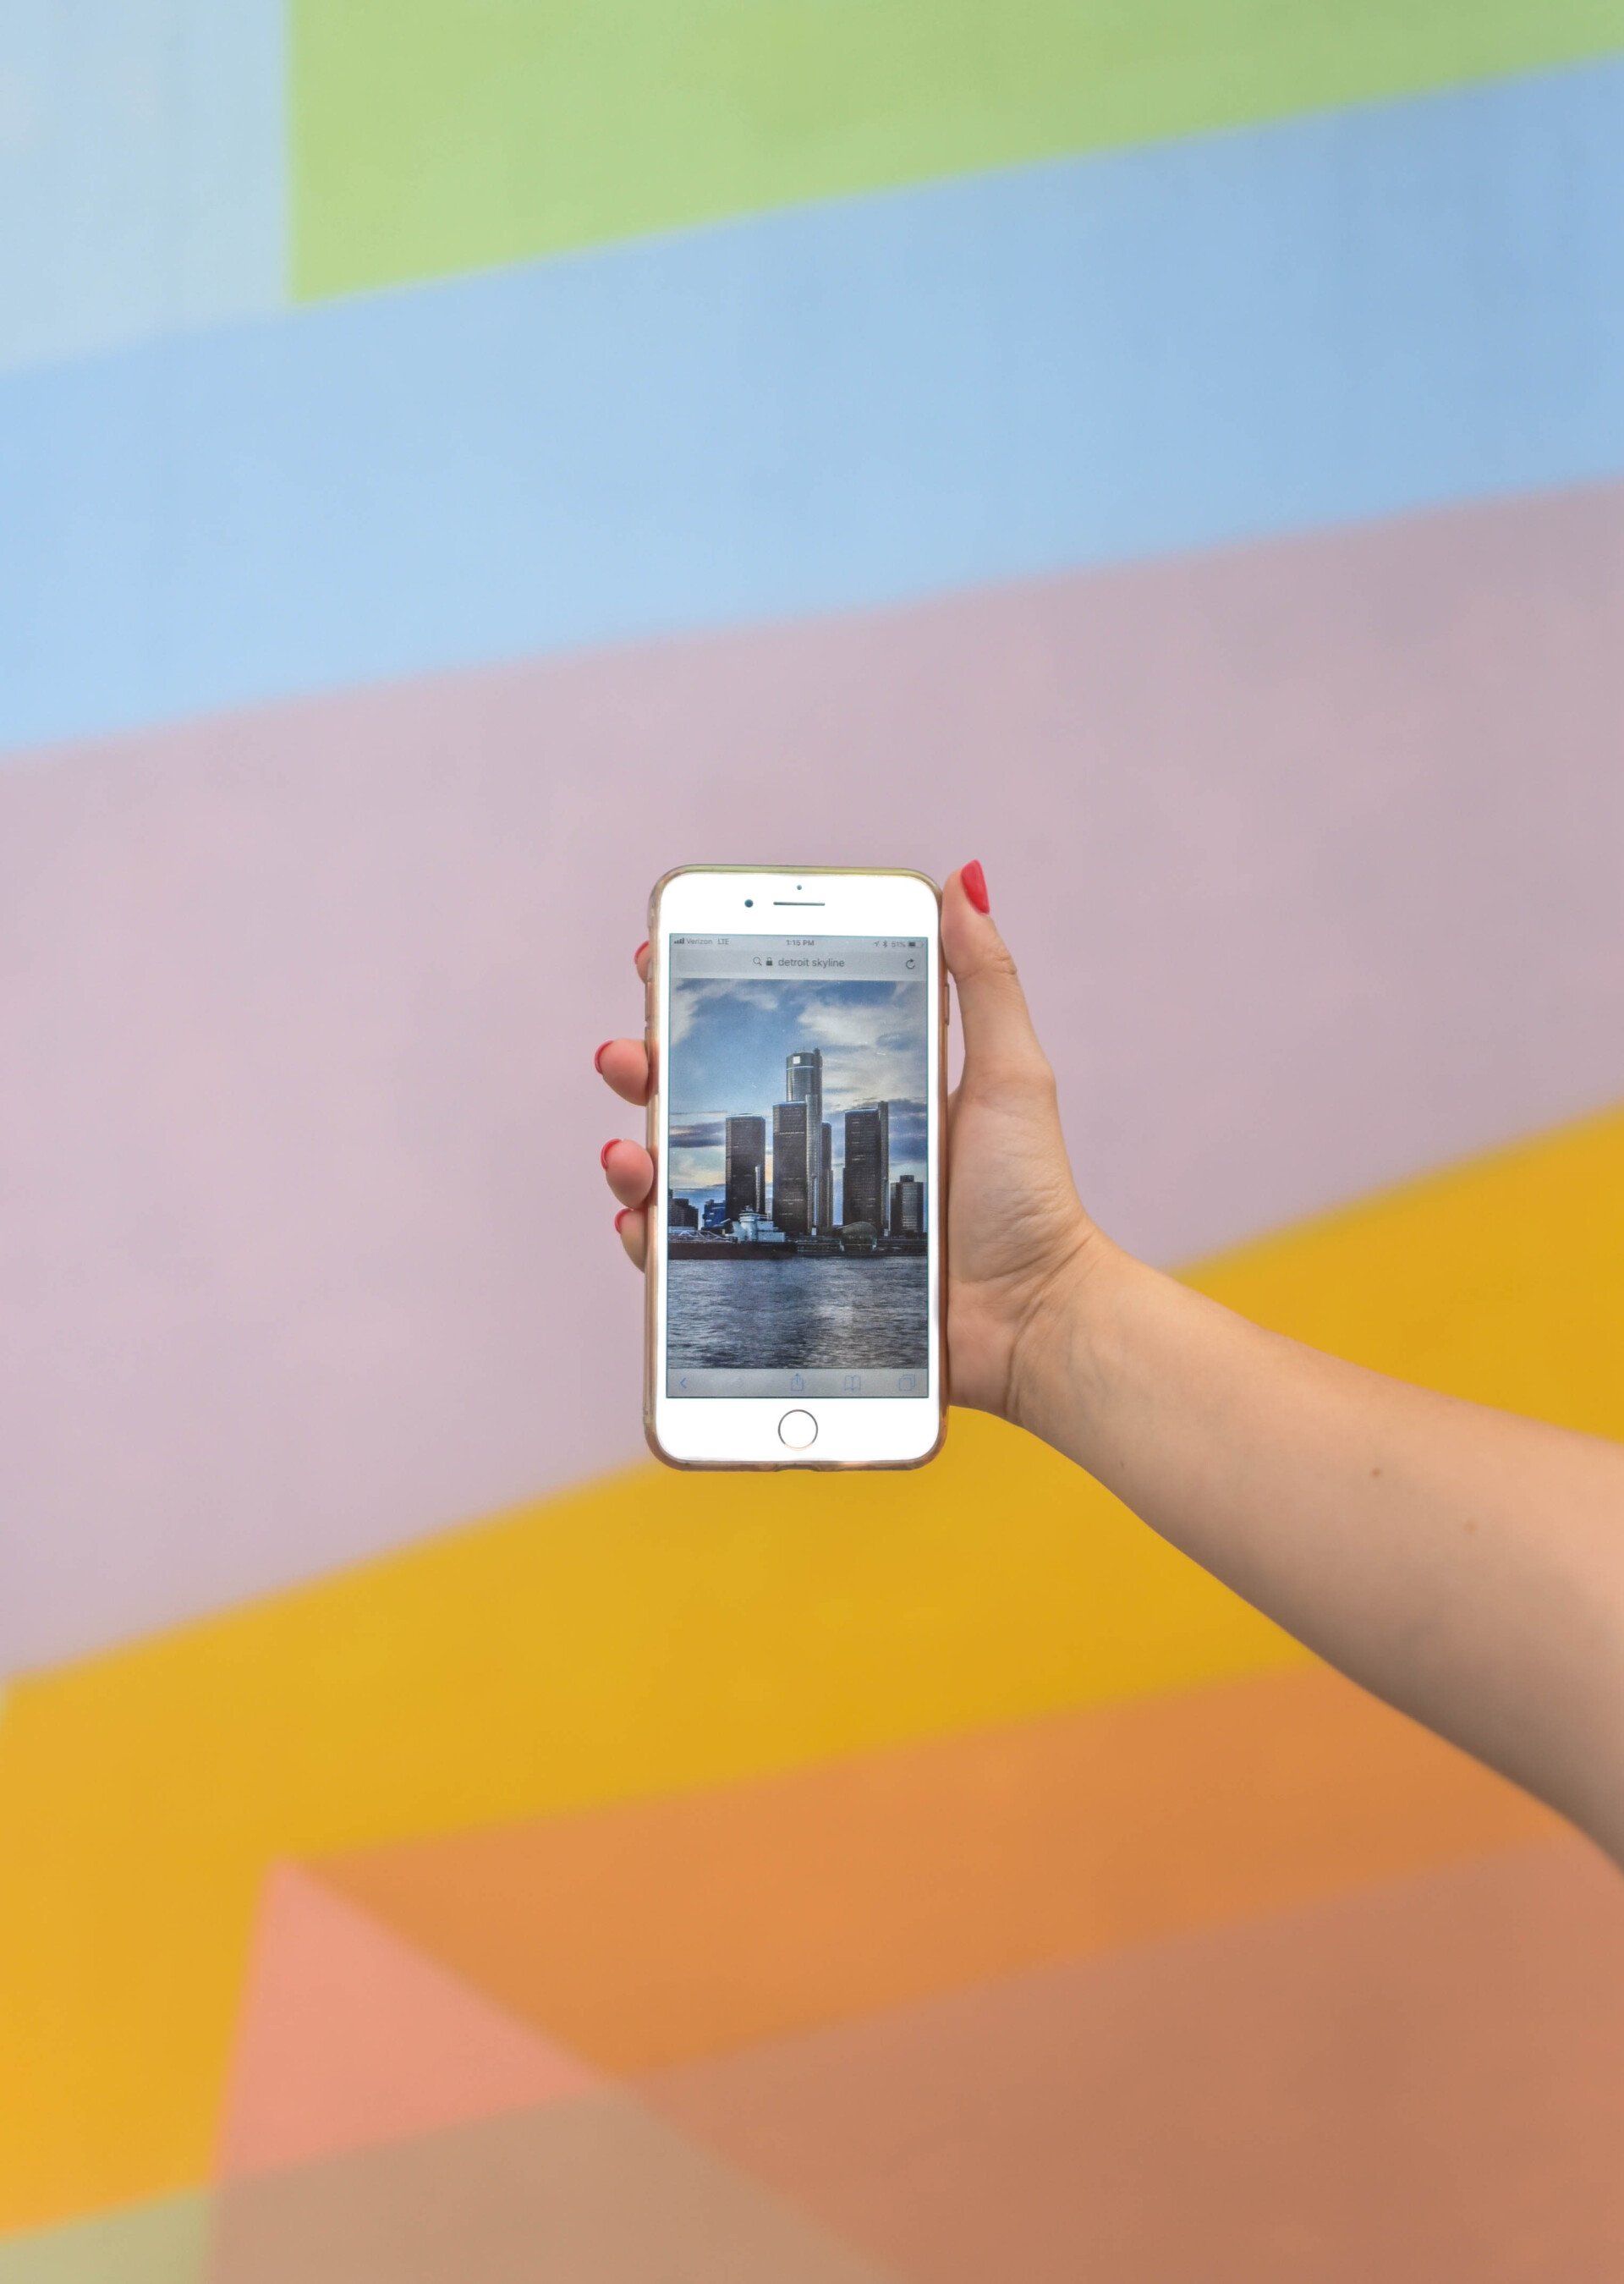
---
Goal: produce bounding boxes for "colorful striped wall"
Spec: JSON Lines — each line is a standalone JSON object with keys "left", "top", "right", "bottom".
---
{"left": 3, "top": 5, "right": 1622, "bottom": 2276}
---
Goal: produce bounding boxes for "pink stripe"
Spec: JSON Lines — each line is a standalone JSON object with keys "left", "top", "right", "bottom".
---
{"left": 3, "top": 482, "right": 1622, "bottom": 1667}
{"left": 217, "top": 1866, "right": 595, "bottom": 2178}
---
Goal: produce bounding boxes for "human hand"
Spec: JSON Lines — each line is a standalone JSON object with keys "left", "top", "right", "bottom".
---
{"left": 594, "top": 863, "right": 1105, "bottom": 1424}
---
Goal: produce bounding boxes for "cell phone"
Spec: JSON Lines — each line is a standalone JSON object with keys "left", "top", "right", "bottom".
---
{"left": 645, "top": 866, "right": 946, "bottom": 1469}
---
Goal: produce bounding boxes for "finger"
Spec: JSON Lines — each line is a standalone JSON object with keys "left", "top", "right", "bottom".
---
{"left": 594, "top": 1036, "right": 650, "bottom": 1105}
{"left": 941, "top": 861, "right": 1052, "bottom": 1100}
{"left": 600, "top": 1137, "right": 655, "bottom": 1208}
{"left": 614, "top": 1205, "right": 648, "bottom": 1268}
{"left": 634, "top": 939, "right": 650, "bottom": 985}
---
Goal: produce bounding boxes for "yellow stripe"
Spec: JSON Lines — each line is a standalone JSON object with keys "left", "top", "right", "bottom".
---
{"left": 1192, "top": 1101, "right": 1624, "bottom": 1435}
{"left": 1, "top": 1101, "right": 1621, "bottom": 2230}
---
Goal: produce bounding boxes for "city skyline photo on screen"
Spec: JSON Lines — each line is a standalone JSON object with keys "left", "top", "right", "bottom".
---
{"left": 665, "top": 975, "right": 930, "bottom": 1383}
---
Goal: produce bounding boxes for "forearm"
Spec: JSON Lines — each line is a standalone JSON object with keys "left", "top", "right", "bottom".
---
{"left": 1014, "top": 1240, "right": 1624, "bottom": 1859}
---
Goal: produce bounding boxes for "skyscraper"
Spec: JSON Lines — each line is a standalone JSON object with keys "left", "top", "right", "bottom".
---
{"left": 842, "top": 1102, "right": 890, "bottom": 1235}
{"left": 668, "top": 1193, "right": 700, "bottom": 1231}
{"left": 772, "top": 1100, "right": 811, "bottom": 1236}
{"left": 724, "top": 1115, "right": 766, "bottom": 1221}
{"left": 890, "top": 1174, "right": 924, "bottom": 1237}
{"left": 786, "top": 1051, "right": 824, "bottom": 1229}
{"left": 818, "top": 1122, "right": 833, "bottom": 1232}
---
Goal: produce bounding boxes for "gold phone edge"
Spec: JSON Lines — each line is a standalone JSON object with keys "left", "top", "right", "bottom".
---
{"left": 642, "top": 865, "right": 949, "bottom": 1471}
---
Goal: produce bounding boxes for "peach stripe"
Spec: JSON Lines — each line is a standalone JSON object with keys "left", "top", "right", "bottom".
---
{"left": 645, "top": 1839, "right": 1624, "bottom": 2282}
{"left": 216, "top": 1867, "right": 595, "bottom": 2180}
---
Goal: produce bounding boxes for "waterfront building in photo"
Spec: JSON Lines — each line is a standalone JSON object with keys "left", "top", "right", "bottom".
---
{"left": 842, "top": 1102, "right": 891, "bottom": 1234}
{"left": 786, "top": 1050, "right": 826, "bottom": 1230}
{"left": 772, "top": 1099, "right": 812, "bottom": 1236}
{"left": 724, "top": 1115, "right": 766, "bottom": 1221}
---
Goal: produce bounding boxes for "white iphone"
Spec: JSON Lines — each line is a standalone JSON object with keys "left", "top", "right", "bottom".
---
{"left": 645, "top": 866, "right": 946, "bottom": 1469}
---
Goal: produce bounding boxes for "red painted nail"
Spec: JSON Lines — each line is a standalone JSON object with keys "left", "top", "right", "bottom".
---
{"left": 600, "top": 1139, "right": 618, "bottom": 1170}
{"left": 593, "top": 1040, "right": 612, "bottom": 1073}
{"left": 634, "top": 940, "right": 649, "bottom": 966}
{"left": 962, "top": 859, "right": 990, "bottom": 914}
{"left": 613, "top": 1208, "right": 631, "bottom": 1233}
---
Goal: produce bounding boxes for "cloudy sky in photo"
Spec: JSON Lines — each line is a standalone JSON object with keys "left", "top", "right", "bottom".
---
{"left": 669, "top": 976, "right": 928, "bottom": 1205}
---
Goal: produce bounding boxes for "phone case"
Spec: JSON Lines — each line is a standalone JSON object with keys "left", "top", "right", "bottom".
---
{"left": 643, "top": 865, "right": 949, "bottom": 1470}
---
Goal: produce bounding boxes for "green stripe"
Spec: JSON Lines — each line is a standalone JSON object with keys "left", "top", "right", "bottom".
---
{"left": 291, "top": 0, "right": 1624, "bottom": 300}
{"left": 0, "top": 2198, "right": 208, "bottom": 2284}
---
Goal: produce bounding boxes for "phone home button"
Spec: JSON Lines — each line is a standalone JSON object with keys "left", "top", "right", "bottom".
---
{"left": 777, "top": 1408, "right": 818, "bottom": 1451}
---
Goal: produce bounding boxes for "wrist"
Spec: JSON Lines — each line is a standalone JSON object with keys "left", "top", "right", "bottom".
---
{"left": 1004, "top": 1225, "right": 1141, "bottom": 1458}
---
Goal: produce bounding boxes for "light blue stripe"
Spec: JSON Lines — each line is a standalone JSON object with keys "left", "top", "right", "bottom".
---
{"left": 0, "top": 0, "right": 284, "bottom": 376}
{"left": 4, "top": 62, "right": 1623, "bottom": 755}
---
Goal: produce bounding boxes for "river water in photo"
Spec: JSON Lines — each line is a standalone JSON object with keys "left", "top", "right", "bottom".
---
{"left": 668, "top": 1255, "right": 929, "bottom": 1369}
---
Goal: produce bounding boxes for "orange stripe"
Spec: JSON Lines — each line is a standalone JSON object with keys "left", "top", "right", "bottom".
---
{"left": 320, "top": 1665, "right": 1555, "bottom": 2071}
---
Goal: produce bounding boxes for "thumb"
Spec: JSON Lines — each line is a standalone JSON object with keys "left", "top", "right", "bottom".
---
{"left": 941, "top": 862, "right": 1052, "bottom": 1100}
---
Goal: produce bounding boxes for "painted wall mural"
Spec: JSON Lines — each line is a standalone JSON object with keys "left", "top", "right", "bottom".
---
{"left": 2, "top": 3, "right": 1622, "bottom": 2276}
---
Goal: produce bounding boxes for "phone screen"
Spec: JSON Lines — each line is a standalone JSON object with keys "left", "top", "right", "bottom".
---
{"left": 664, "top": 932, "right": 931, "bottom": 1400}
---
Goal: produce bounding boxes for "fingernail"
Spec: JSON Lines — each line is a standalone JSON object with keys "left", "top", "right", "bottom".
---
{"left": 962, "top": 859, "right": 990, "bottom": 914}
{"left": 593, "top": 1040, "right": 612, "bottom": 1073}
{"left": 613, "top": 1208, "right": 631, "bottom": 1233}
{"left": 600, "top": 1139, "right": 618, "bottom": 1170}
{"left": 634, "top": 940, "right": 649, "bottom": 966}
